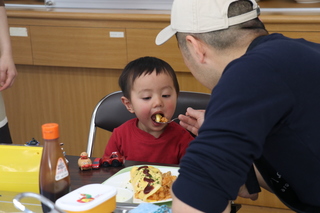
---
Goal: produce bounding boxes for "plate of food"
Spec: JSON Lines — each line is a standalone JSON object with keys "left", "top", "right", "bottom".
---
{"left": 102, "top": 165, "right": 179, "bottom": 204}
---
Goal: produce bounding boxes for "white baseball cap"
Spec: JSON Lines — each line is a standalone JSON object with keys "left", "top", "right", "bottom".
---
{"left": 156, "top": 0, "right": 260, "bottom": 45}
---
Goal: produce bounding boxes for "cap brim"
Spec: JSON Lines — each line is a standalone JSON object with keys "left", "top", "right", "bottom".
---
{"left": 155, "top": 25, "right": 177, "bottom": 45}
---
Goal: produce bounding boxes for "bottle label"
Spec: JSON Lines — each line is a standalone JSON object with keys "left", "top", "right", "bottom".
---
{"left": 55, "top": 157, "right": 69, "bottom": 181}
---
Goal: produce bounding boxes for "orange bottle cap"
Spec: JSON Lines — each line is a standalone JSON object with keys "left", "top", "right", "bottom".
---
{"left": 42, "top": 123, "right": 59, "bottom": 140}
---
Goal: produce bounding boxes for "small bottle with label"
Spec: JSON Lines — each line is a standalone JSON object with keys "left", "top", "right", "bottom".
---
{"left": 39, "top": 123, "right": 71, "bottom": 213}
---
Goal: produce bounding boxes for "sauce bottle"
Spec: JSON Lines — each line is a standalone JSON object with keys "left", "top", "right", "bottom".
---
{"left": 39, "top": 123, "right": 71, "bottom": 212}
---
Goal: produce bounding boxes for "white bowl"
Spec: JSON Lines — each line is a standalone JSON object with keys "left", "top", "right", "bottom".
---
{"left": 116, "top": 188, "right": 133, "bottom": 203}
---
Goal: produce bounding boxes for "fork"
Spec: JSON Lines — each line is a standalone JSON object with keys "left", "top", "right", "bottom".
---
{"left": 155, "top": 117, "right": 179, "bottom": 124}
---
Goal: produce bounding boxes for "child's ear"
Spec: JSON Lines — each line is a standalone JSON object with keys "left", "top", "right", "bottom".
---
{"left": 121, "top": 96, "right": 135, "bottom": 113}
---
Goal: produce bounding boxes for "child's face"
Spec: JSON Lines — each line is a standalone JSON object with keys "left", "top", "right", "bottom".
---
{"left": 122, "top": 71, "right": 177, "bottom": 137}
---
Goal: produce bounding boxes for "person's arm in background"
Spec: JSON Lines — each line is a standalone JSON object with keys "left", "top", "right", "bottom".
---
{"left": 0, "top": 4, "right": 17, "bottom": 91}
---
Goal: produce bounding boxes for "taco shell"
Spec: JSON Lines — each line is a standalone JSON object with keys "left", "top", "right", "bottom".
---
{"left": 130, "top": 166, "right": 162, "bottom": 202}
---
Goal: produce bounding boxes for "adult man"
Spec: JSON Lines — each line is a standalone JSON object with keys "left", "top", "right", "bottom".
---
{"left": 156, "top": 0, "right": 320, "bottom": 212}
{"left": 0, "top": 0, "right": 17, "bottom": 144}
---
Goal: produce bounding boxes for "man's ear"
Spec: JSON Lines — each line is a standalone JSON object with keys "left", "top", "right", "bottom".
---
{"left": 185, "top": 35, "right": 206, "bottom": 63}
{"left": 121, "top": 96, "right": 135, "bottom": 113}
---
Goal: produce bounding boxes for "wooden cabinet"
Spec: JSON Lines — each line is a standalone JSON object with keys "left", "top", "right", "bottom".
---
{"left": 268, "top": 31, "right": 320, "bottom": 43}
{"left": 127, "top": 28, "right": 188, "bottom": 72}
{"left": 262, "top": 16, "right": 320, "bottom": 44}
{"left": 10, "top": 25, "right": 33, "bottom": 65}
{"left": 30, "top": 26, "right": 127, "bottom": 68}
{"left": 7, "top": 10, "right": 320, "bottom": 72}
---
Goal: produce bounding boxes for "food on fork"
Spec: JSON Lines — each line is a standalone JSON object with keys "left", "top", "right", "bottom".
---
{"left": 155, "top": 114, "right": 169, "bottom": 123}
{"left": 130, "top": 166, "right": 176, "bottom": 202}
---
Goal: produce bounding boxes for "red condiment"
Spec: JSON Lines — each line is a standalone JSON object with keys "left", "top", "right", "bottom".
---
{"left": 144, "top": 184, "right": 154, "bottom": 194}
{"left": 143, "top": 177, "right": 155, "bottom": 183}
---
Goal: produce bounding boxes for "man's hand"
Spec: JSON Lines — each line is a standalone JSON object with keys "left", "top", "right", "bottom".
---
{"left": 238, "top": 184, "right": 259, "bottom": 201}
{"left": 178, "top": 107, "right": 205, "bottom": 136}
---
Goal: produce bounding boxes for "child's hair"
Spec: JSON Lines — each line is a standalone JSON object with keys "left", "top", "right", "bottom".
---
{"left": 119, "top": 56, "right": 180, "bottom": 100}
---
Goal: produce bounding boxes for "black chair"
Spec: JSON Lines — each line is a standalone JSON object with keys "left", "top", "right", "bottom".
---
{"left": 86, "top": 90, "right": 211, "bottom": 157}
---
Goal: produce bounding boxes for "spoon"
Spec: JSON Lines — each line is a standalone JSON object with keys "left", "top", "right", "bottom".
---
{"left": 155, "top": 117, "right": 179, "bottom": 124}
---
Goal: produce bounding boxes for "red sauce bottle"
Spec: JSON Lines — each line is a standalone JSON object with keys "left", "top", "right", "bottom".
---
{"left": 39, "top": 123, "right": 71, "bottom": 212}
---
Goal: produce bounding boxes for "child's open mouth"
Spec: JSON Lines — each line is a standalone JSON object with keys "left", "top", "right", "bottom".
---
{"left": 152, "top": 113, "right": 169, "bottom": 123}
{"left": 152, "top": 113, "right": 164, "bottom": 122}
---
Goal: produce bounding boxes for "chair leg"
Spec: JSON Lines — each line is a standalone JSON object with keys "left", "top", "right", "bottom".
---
{"left": 87, "top": 127, "right": 97, "bottom": 157}
{"left": 0, "top": 122, "right": 13, "bottom": 144}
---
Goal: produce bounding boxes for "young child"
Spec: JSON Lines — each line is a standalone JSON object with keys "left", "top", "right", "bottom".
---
{"left": 103, "top": 56, "right": 194, "bottom": 164}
